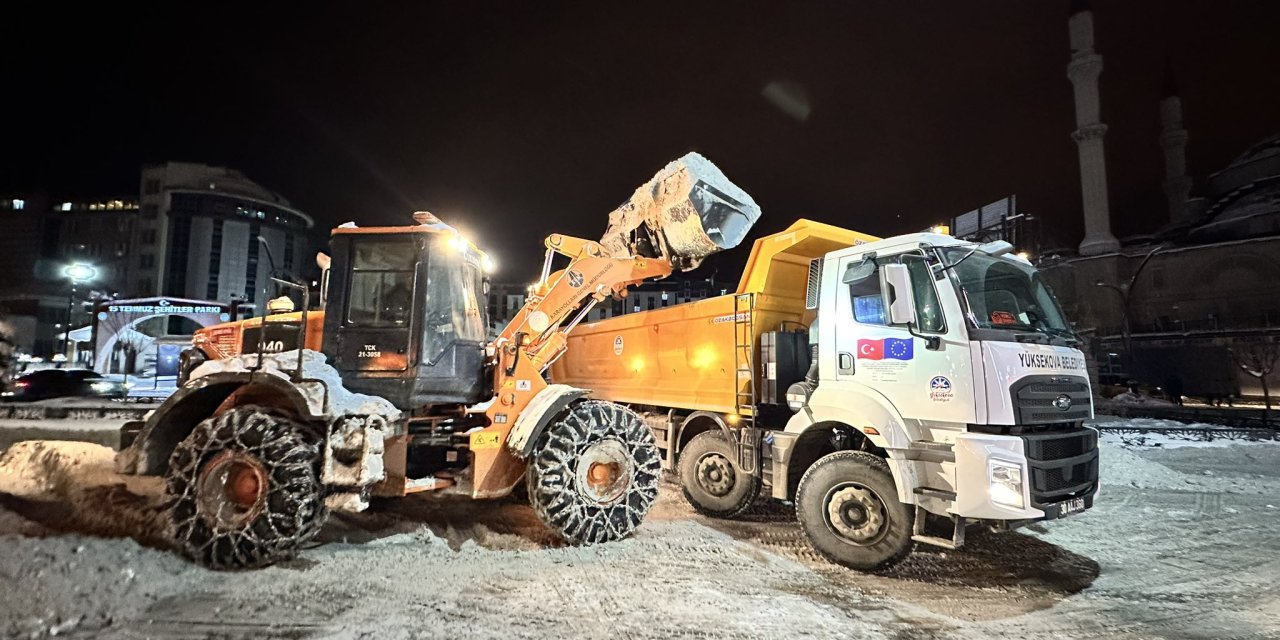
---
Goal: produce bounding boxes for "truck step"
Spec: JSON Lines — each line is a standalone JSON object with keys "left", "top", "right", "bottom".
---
{"left": 911, "top": 440, "right": 954, "bottom": 451}
{"left": 913, "top": 486, "right": 957, "bottom": 501}
{"left": 911, "top": 534, "right": 962, "bottom": 550}
{"left": 911, "top": 505, "right": 966, "bottom": 550}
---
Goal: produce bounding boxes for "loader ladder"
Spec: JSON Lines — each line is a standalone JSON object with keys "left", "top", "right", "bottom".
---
{"left": 733, "top": 293, "right": 756, "bottom": 422}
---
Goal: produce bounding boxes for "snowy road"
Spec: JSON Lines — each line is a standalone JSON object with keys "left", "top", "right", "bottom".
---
{"left": 0, "top": 420, "right": 1277, "bottom": 639}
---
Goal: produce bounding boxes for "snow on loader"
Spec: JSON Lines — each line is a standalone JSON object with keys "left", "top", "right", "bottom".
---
{"left": 114, "top": 153, "right": 761, "bottom": 569}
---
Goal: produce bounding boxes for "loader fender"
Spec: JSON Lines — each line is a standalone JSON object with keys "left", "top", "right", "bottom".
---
{"left": 114, "top": 371, "right": 319, "bottom": 476}
{"left": 506, "top": 384, "right": 589, "bottom": 458}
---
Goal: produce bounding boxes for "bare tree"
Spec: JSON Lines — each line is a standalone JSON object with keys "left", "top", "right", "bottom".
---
{"left": 1229, "top": 339, "right": 1279, "bottom": 426}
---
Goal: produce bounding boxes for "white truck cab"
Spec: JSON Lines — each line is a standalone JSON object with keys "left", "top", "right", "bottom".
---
{"left": 779, "top": 232, "right": 1098, "bottom": 566}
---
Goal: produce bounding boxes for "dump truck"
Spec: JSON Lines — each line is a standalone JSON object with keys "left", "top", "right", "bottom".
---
{"left": 552, "top": 219, "right": 1098, "bottom": 570}
{"left": 114, "top": 152, "right": 761, "bottom": 568}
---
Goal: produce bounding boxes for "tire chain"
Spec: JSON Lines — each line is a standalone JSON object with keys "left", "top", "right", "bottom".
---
{"left": 527, "top": 401, "right": 662, "bottom": 544}
{"left": 166, "top": 406, "right": 328, "bottom": 569}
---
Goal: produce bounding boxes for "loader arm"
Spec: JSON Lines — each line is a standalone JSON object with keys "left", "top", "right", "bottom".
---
{"left": 468, "top": 152, "right": 761, "bottom": 498}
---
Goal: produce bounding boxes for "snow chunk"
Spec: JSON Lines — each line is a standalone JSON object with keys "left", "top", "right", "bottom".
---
{"left": 190, "top": 349, "right": 401, "bottom": 420}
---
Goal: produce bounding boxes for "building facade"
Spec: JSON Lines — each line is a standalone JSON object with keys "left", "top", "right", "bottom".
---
{"left": 0, "top": 164, "right": 314, "bottom": 359}
{"left": 137, "top": 162, "right": 315, "bottom": 306}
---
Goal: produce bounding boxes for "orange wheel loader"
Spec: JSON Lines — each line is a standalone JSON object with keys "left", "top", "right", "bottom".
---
{"left": 113, "top": 153, "right": 761, "bottom": 569}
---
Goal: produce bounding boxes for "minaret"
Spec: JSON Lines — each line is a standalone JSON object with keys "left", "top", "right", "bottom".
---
{"left": 1067, "top": 2, "right": 1120, "bottom": 256}
{"left": 1159, "top": 62, "right": 1193, "bottom": 228}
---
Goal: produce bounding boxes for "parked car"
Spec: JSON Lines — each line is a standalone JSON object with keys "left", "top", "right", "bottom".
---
{"left": 0, "top": 369, "right": 127, "bottom": 402}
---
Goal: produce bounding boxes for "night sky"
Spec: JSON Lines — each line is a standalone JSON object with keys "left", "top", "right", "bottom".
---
{"left": 5, "top": 2, "right": 1279, "bottom": 280}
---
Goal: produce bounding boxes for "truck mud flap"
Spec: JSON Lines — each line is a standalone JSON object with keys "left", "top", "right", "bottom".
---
{"left": 738, "top": 427, "right": 761, "bottom": 475}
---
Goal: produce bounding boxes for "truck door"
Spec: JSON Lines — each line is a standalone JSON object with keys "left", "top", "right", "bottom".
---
{"left": 832, "top": 250, "right": 977, "bottom": 426}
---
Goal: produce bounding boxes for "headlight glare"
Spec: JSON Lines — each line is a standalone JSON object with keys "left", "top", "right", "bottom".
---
{"left": 988, "top": 460, "right": 1025, "bottom": 509}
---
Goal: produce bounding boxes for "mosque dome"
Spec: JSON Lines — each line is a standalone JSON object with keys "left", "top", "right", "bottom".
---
{"left": 1189, "top": 133, "right": 1280, "bottom": 242}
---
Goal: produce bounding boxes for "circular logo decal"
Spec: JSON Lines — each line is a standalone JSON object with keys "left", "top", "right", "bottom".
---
{"left": 929, "top": 376, "right": 954, "bottom": 402}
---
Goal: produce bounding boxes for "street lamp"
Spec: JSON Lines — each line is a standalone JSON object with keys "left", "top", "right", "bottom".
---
{"left": 60, "top": 263, "right": 98, "bottom": 357}
{"left": 1091, "top": 243, "right": 1168, "bottom": 377}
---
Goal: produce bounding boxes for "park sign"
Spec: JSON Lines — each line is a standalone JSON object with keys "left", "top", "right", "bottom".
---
{"left": 90, "top": 297, "right": 233, "bottom": 374}
{"left": 102, "top": 299, "right": 224, "bottom": 316}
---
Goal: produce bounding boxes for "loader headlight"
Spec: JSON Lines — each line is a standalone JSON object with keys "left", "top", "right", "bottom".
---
{"left": 988, "top": 459, "right": 1025, "bottom": 509}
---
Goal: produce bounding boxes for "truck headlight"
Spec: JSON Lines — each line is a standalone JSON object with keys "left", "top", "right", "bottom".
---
{"left": 988, "top": 460, "right": 1025, "bottom": 509}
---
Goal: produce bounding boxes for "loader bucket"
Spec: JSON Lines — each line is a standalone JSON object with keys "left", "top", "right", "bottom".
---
{"left": 599, "top": 152, "right": 761, "bottom": 271}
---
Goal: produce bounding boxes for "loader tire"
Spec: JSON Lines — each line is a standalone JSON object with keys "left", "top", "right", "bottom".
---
{"left": 526, "top": 400, "right": 661, "bottom": 544}
{"left": 678, "top": 431, "right": 760, "bottom": 518}
{"left": 165, "top": 406, "right": 327, "bottom": 569}
{"left": 796, "top": 450, "right": 914, "bottom": 572}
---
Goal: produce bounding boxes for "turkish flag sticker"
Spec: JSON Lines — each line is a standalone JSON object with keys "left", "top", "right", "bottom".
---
{"left": 857, "top": 339, "right": 884, "bottom": 360}
{"left": 991, "top": 310, "right": 1017, "bottom": 325}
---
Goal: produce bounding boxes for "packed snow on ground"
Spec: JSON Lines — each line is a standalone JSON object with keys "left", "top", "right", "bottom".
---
{"left": 0, "top": 418, "right": 1278, "bottom": 638}
{"left": 190, "top": 349, "right": 401, "bottom": 419}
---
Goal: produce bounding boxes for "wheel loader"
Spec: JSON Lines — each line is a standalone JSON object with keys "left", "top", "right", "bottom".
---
{"left": 113, "top": 153, "right": 761, "bottom": 568}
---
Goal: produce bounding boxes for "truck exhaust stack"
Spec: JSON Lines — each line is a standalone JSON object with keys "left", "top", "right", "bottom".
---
{"left": 598, "top": 152, "right": 761, "bottom": 271}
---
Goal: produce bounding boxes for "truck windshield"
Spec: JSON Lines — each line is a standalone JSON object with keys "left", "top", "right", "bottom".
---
{"left": 938, "top": 248, "right": 1074, "bottom": 338}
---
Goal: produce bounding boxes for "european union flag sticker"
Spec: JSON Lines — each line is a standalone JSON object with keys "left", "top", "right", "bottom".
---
{"left": 883, "top": 337, "right": 914, "bottom": 361}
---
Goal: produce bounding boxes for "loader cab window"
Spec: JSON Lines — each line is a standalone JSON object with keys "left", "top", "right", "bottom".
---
{"left": 347, "top": 239, "right": 417, "bottom": 327}
{"left": 421, "top": 242, "right": 488, "bottom": 362}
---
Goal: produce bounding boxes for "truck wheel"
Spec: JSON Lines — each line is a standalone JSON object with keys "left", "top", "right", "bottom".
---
{"left": 796, "top": 450, "right": 914, "bottom": 571}
{"left": 526, "top": 400, "right": 661, "bottom": 544}
{"left": 165, "top": 406, "right": 327, "bottom": 569}
{"left": 678, "top": 431, "right": 760, "bottom": 518}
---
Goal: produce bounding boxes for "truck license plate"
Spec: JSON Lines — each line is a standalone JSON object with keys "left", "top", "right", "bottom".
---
{"left": 1057, "top": 497, "right": 1086, "bottom": 517}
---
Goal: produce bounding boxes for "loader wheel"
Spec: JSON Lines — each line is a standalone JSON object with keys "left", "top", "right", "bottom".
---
{"left": 678, "top": 431, "right": 760, "bottom": 518}
{"left": 526, "top": 400, "right": 661, "bottom": 544}
{"left": 165, "top": 406, "right": 327, "bottom": 569}
{"left": 796, "top": 450, "right": 914, "bottom": 571}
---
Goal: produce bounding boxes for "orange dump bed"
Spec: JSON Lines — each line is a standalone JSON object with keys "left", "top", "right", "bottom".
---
{"left": 551, "top": 220, "right": 878, "bottom": 414}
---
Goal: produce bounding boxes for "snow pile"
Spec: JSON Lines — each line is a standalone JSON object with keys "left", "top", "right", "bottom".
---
{"left": 0, "top": 440, "right": 118, "bottom": 496}
{"left": 1104, "top": 391, "right": 1174, "bottom": 406}
{"left": 190, "top": 349, "right": 401, "bottom": 420}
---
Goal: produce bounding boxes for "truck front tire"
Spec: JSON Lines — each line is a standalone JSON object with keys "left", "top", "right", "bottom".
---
{"left": 527, "top": 401, "right": 661, "bottom": 544}
{"left": 678, "top": 431, "right": 761, "bottom": 518}
{"left": 796, "top": 450, "right": 914, "bottom": 571}
{"left": 165, "top": 406, "right": 327, "bottom": 569}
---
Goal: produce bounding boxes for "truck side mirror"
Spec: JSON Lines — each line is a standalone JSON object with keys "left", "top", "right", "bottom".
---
{"left": 841, "top": 258, "right": 876, "bottom": 285}
{"left": 883, "top": 263, "right": 917, "bottom": 326}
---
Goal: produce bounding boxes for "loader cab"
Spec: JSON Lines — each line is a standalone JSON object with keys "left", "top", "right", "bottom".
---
{"left": 321, "top": 225, "right": 490, "bottom": 410}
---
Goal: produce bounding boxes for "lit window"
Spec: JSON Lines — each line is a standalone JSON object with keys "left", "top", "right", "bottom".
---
{"left": 11, "top": 199, "right": 24, "bottom": 210}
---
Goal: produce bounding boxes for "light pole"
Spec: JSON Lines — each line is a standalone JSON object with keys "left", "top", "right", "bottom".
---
{"left": 60, "top": 263, "right": 98, "bottom": 358}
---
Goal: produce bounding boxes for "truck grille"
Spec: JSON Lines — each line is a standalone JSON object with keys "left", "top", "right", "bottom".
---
{"left": 1011, "top": 375, "right": 1092, "bottom": 424}
{"left": 1021, "top": 426, "right": 1098, "bottom": 504}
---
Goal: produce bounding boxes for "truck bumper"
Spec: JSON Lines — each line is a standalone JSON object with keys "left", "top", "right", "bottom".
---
{"left": 950, "top": 428, "right": 1099, "bottom": 522}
